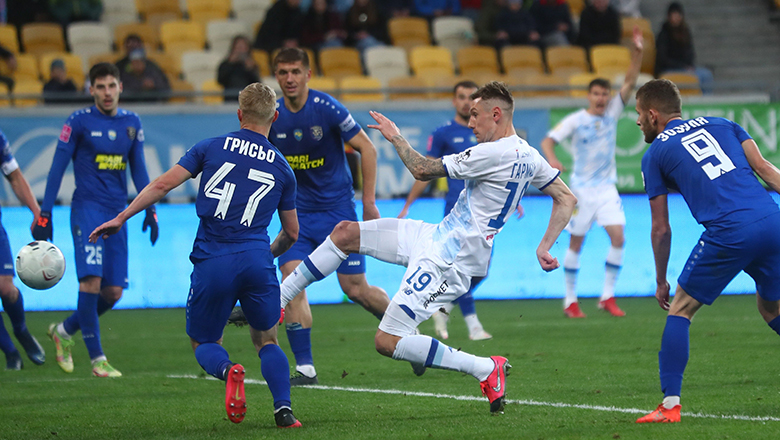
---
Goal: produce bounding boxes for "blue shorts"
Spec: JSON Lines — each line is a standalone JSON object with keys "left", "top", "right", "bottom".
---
{"left": 678, "top": 212, "right": 780, "bottom": 305}
{"left": 187, "top": 250, "right": 281, "bottom": 343}
{"left": 70, "top": 207, "right": 128, "bottom": 288}
{"left": 278, "top": 205, "right": 365, "bottom": 274}
{"left": 0, "top": 219, "right": 15, "bottom": 276}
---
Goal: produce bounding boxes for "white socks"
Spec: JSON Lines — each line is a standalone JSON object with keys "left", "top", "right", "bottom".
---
{"left": 601, "top": 246, "right": 624, "bottom": 301}
{"left": 391, "top": 334, "right": 494, "bottom": 381}
{"left": 57, "top": 322, "right": 72, "bottom": 339}
{"left": 295, "top": 364, "right": 317, "bottom": 377}
{"left": 563, "top": 249, "right": 580, "bottom": 308}
{"left": 281, "top": 236, "right": 347, "bottom": 308}
{"left": 464, "top": 314, "right": 483, "bottom": 334}
{"left": 662, "top": 396, "right": 680, "bottom": 409}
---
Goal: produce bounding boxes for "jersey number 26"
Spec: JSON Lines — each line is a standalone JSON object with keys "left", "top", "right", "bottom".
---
{"left": 204, "top": 162, "right": 275, "bottom": 227}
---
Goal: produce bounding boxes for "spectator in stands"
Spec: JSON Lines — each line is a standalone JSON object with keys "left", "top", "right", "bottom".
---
{"left": 116, "top": 34, "right": 167, "bottom": 82}
{"left": 413, "top": 0, "right": 461, "bottom": 20}
{"left": 119, "top": 49, "right": 170, "bottom": 102}
{"left": 0, "top": 44, "right": 17, "bottom": 91}
{"left": 301, "top": 0, "right": 348, "bottom": 51}
{"left": 655, "top": 2, "right": 713, "bottom": 93}
{"left": 218, "top": 36, "right": 260, "bottom": 97}
{"left": 346, "top": 0, "right": 386, "bottom": 53}
{"left": 530, "top": 0, "right": 575, "bottom": 47}
{"left": 613, "top": 0, "right": 641, "bottom": 17}
{"left": 43, "top": 59, "right": 77, "bottom": 104}
{"left": 380, "top": 0, "right": 414, "bottom": 18}
{"left": 577, "top": 0, "right": 621, "bottom": 49}
{"left": 461, "top": 0, "right": 481, "bottom": 23}
{"left": 473, "top": 0, "right": 502, "bottom": 46}
{"left": 494, "top": 0, "right": 540, "bottom": 49}
{"left": 254, "top": 0, "right": 305, "bottom": 52}
{"left": 49, "top": 0, "right": 102, "bottom": 27}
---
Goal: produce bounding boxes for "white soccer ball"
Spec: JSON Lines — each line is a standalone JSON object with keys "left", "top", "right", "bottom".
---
{"left": 16, "top": 241, "right": 66, "bottom": 290}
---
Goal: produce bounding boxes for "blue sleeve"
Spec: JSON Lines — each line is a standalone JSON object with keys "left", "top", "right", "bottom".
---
{"left": 278, "top": 165, "right": 297, "bottom": 211}
{"left": 731, "top": 120, "right": 752, "bottom": 143}
{"left": 127, "top": 115, "right": 151, "bottom": 193}
{"left": 328, "top": 98, "right": 362, "bottom": 143}
{"left": 41, "top": 113, "right": 80, "bottom": 211}
{"left": 427, "top": 129, "right": 445, "bottom": 158}
{"left": 177, "top": 139, "right": 209, "bottom": 177}
{"left": 641, "top": 146, "right": 669, "bottom": 199}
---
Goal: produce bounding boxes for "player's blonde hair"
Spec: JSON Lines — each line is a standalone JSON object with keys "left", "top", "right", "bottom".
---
{"left": 239, "top": 82, "right": 276, "bottom": 124}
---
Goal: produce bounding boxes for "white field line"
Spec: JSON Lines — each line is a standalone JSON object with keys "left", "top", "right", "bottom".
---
{"left": 167, "top": 374, "right": 780, "bottom": 423}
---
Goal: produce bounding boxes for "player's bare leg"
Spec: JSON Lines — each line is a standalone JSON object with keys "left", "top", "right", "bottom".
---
{"left": 756, "top": 295, "right": 780, "bottom": 336}
{"left": 337, "top": 272, "right": 389, "bottom": 319}
{"left": 563, "top": 235, "right": 586, "bottom": 318}
{"left": 598, "top": 224, "right": 625, "bottom": 316}
{"left": 280, "top": 260, "right": 318, "bottom": 385}
{"left": 0, "top": 275, "right": 44, "bottom": 368}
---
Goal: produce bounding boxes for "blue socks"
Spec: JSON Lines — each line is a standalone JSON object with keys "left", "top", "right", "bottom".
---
{"left": 63, "top": 295, "right": 115, "bottom": 335}
{"left": 0, "top": 314, "right": 18, "bottom": 355}
{"left": 659, "top": 315, "right": 690, "bottom": 397}
{"left": 2, "top": 290, "right": 27, "bottom": 334}
{"left": 77, "top": 291, "right": 103, "bottom": 360}
{"left": 259, "top": 344, "right": 292, "bottom": 410}
{"left": 457, "top": 292, "right": 476, "bottom": 316}
{"left": 195, "top": 343, "right": 233, "bottom": 380}
{"left": 286, "top": 323, "right": 314, "bottom": 367}
{"left": 769, "top": 315, "right": 780, "bottom": 336}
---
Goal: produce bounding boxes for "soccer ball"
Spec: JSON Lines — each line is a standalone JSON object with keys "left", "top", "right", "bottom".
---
{"left": 16, "top": 241, "right": 66, "bottom": 290}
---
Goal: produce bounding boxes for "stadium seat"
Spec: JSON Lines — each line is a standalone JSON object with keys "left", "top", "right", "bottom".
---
{"left": 566, "top": 0, "right": 585, "bottom": 17}
{"left": 270, "top": 47, "right": 318, "bottom": 75}
{"left": 114, "top": 23, "right": 160, "bottom": 52}
{"left": 364, "top": 46, "right": 409, "bottom": 86}
{"left": 420, "top": 74, "right": 461, "bottom": 99}
{"left": 180, "top": 50, "right": 222, "bottom": 89}
{"left": 307, "top": 76, "right": 338, "bottom": 94}
{"left": 409, "top": 46, "right": 454, "bottom": 77}
{"left": 9, "top": 54, "right": 39, "bottom": 82}
{"left": 102, "top": 0, "right": 139, "bottom": 27}
{"left": 147, "top": 51, "right": 183, "bottom": 79}
{"left": 0, "top": 24, "right": 20, "bottom": 54}
{"left": 160, "top": 20, "right": 206, "bottom": 53}
{"left": 250, "top": 49, "right": 271, "bottom": 78}
{"left": 169, "top": 78, "right": 194, "bottom": 102}
{"left": 611, "top": 72, "right": 654, "bottom": 90}
{"left": 620, "top": 18, "right": 655, "bottom": 75}
{"left": 340, "top": 75, "right": 383, "bottom": 102}
{"left": 388, "top": 17, "right": 430, "bottom": 51}
{"left": 39, "top": 53, "right": 85, "bottom": 88}
{"left": 568, "top": 72, "right": 601, "bottom": 98}
{"left": 545, "top": 45, "right": 589, "bottom": 77}
{"left": 388, "top": 76, "right": 427, "bottom": 100}
{"left": 21, "top": 23, "right": 66, "bottom": 56}
{"left": 12, "top": 79, "right": 43, "bottom": 107}
{"left": 68, "top": 23, "right": 113, "bottom": 71}
{"left": 0, "top": 83, "right": 10, "bottom": 107}
{"left": 457, "top": 46, "right": 499, "bottom": 77}
{"left": 660, "top": 72, "right": 701, "bottom": 96}
{"left": 590, "top": 44, "right": 630, "bottom": 77}
{"left": 432, "top": 16, "right": 476, "bottom": 54}
{"left": 200, "top": 78, "right": 224, "bottom": 104}
{"left": 511, "top": 73, "right": 568, "bottom": 98}
{"left": 89, "top": 52, "right": 122, "bottom": 68}
{"left": 187, "top": 0, "right": 231, "bottom": 24}
{"left": 501, "top": 45, "right": 545, "bottom": 76}
{"left": 232, "top": 0, "right": 273, "bottom": 30}
{"left": 136, "top": 0, "right": 182, "bottom": 21}
{"left": 207, "top": 20, "right": 250, "bottom": 55}
{"left": 147, "top": 12, "right": 183, "bottom": 31}
{"left": 319, "top": 47, "right": 363, "bottom": 79}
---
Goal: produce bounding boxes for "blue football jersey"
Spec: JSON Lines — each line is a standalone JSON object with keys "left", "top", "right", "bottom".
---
{"left": 269, "top": 89, "right": 361, "bottom": 211}
{"left": 427, "top": 120, "right": 477, "bottom": 214}
{"left": 178, "top": 128, "right": 297, "bottom": 261}
{"left": 641, "top": 117, "right": 779, "bottom": 232}
{"left": 42, "top": 106, "right": 149, "bottom": 212}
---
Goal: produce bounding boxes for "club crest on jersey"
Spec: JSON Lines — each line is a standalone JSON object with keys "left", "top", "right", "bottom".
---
{"left": 294, "top": 129, "right": 303, "bottom": 141}
{"left": 127, "top": 126, "right": 136, "bottom": 140}
{"left": 311, "top": 126, "right": 323, "bottom": 141}
{"left": 108, "top": 129, "right": 117, "bottom": 141}
{"left": 455, "top": 149, "right": 472, "bottom": 163}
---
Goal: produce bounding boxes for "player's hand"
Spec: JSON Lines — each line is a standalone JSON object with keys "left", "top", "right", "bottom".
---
{"left": 142, "top": 206, "right": 159, "bottom": 245}
{"left": 397, "top": 206, "right": 409, "bottom": 219}
{"left": 515, "top": 203, "right": 525, "bottom": 220}
{"left": 363, "top": 201, "right": 380, "bottom": 221}
{"left": 536, "top": 249, "right": 560, "bottom": 272}
{"left": 655, "top": 280, "right": 671, "bottom": 311}
{"left": 367, "top": 111, "right": 402, "bottom": 142}
{"left": 89, "top": 218, "right": 124, "bottom": 243}
{"left": 549, "top": 158, "right": 566, "bottom": 172}
{"left": 632, "top": 26, "right": 644, "bottom": 53}
{"left": 32, "top": 211, "right": 53, "bottom": 241}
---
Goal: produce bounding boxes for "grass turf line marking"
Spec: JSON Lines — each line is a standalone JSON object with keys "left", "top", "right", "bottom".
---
{"left": 167, "top": 374, "right": 780, "bottom": 423}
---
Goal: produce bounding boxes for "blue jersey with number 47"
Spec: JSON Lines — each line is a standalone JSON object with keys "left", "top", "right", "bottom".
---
{"left": 641, "top": 117, "right": 779, "bottom": 232}
{"left": 178, "top": 128, "right": 297, "bottom": 262}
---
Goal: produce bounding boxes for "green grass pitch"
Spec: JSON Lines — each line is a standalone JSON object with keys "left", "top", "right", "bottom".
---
{"left": 2, "top": 296, "right": 778, "bottom": 439}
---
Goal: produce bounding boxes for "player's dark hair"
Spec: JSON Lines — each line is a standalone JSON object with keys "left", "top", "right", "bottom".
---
{"left": 470, "top": 81, "right": 513, "bottom": 112}
{"left": 636, "top": 79, "right": 682, "bottom": 116}
{"left": 273, "top": 48, "right": 309, "bottom": 71}
{"left": 89, "top": 62, "right": 120, "bottom": 84}
{"left": 453, "top": 80, "right": 479, "bottom": 95}
{"left": 588, "top": 78, "right": 611, "bottom": 92}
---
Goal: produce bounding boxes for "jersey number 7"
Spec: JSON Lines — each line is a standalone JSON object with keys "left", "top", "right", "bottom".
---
{"left": 204, "top": 162, "right": 275, "bottom": 227}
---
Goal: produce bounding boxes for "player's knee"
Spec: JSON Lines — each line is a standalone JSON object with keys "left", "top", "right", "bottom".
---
{"left": 101, "top": 286, "right": 123, "bottom": 304}
{"left": 79, "top": 276, "right": 101, "bottom": 293}
{"left": 341, "top": 281, "right": 366, "bottom": 301}
{"left": 0, "top": 278, "right": 18, "bottom": 300}
{"left": 374, "top": 331, "right": 395, "bottom": 357}
{"left": 330, "top": 221, "right": 359, "bottom": 250}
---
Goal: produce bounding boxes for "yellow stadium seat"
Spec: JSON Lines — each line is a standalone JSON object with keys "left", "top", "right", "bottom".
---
{"left": 271, "top": 47, "right": 318, "bottom": 75}
{"left": 9, "top": 54, "right": 39, "bottom": 81}
{"left": 388, "top": 17, "right": 430, "bottom": 51}
{"left": 388, "top": 76, "right": 427, "bottom": 100}
{"left": 187, "top": 0, "right": 231, "bottom": 24}
{"left": 160, "top": 20, "right": 206, "bottom": 53}
{"left": 621, "top": 17, "right": 652, "bottom": 40}
{"left": 22, "top": 23, "right": 66, "bottom": 56}
{"left": 590, "top": 44, "right": 630, "bottom": 76}
{"left": 319, "top": 47, "right": 362, "bottom": 80}
{"left": 457, "top": 46, "right": 499, "bottom": 77}
{"left": 200, "top": 78, "right": 224, "bottom": 104}
{"left": 136, "top": 0, "right": 182, "bottom": 21}
{"left": 340, "top": 75, "right": 383, "bottom": 102}
{"left": 567, "top": 0, "right": 585, "bottom": 17}
{"left": 568, "top": 72, "right": 601, "bottom": 98}
{"left": 501, "top": 45, "right": 545, "bottom": 76}
{"left": 409, "top": 46, "right": 453, "bottom": 76}
{"left": 180, "top": 50, "right": 222, "bottom": 89}
{"left": 146, "top": 51, "right": 182, "bottom": 79}
{"left": 89, "top": 52, "right": 122, "bottom": 68}
{"left": 0, "top": 83, "right": 10, "bottom": 107}
{"left": 169, "top": 78, "right": 194, "bottom": 102}
{"left": 232, "top": 0, "right": 273, "bottom": 30}
{"left": 114, "top": 23, "right": 160, "bottom": 52}
{"left": 102, "top": 0, "right": 139, "bottom": 27}
{"left": 0, "top": 24, "right": 19, "bottom": 54}
{"left": 620, "top": 18, "right": 655, "bottom": 75}
{"left": 13, "top": 79, "right": 43, "bottom": 107}
{"left": 545, "top": 45, "right": 588, "bottom": 77}
{"left": 660, "top": 72, "right": 701, "bottom": 96}
{"left": 307, "top": 76, "right": 338, "bottom": 94}
{"left": 512, "top": 73, "right": 568, "bottom": 98}
{"left": 419, "top": 74, "right": 459, "bottom": 99}
{"left": 251, "top": 50, "right": 271, "bottom": 78}
{"left": 39, "top": 53, "right": 85, "bottom": 88}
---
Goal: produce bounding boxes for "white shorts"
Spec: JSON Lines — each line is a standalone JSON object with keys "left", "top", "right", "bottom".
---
{"left": 565, "top": 184, "right": 625, "bottom": 236}
{"left": 359, "top": 218, "right": 472, "bottom": 337}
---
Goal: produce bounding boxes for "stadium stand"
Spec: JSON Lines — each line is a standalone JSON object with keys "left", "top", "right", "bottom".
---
{"left": 89, "top": 52, "right": 122, "bottom": 68}
{"left": 147, "top": 51, "right": 182, "bottom": 80}
{"left": 114, "top": 23, "right": 161, "bottom": 52}
{"left": 12, "top": 80, "right": 43, "bottom": 107}
{"left": 545, "top": 45, "right": 589, "bottom": 77}
{"left": 0, "top": 24, "right": 19, "bottom": 54}
{"left": 160, "top": 20, "right": 206, "bottom": 53}
{"left": 231, "top": 0, "right": 273, "bottom": 30}
{"left": 339, "top": 75, "right": 383, "bottom": 102}
{"left": 207, "top": 20, "right": 250, "bottom": 55}
{"left": 307, "top": 76, "right": 338, "bottom": 94}
{"left": 199, "top": 78, "right": 224, "bottom": 104}
{"left": 21, "top": 23, "right": 66, "bottom": 56}
{"left": 68, "top": 23, "right": 113, "bottom": 71}
{"left": 186, "top": 0, "right": 232, "bottom": 24}
{"left": 0, "top": 83, "right": 10, "bottom": 106}
{"left": 387, "top": 76, "right": 427, "bottom": 100}
{"left": 364, "top": 46, "right": 409, "bottom": 86}
{"left": 270, "top": 47, "right": 318, "bottom": 75}
{"left": 590, "top": 44, "right": 631, "bottom": 77}
{"left": 8, "top": 55, "right": 39, "bottom": 82}
{"left": 136, "top": 0, "right": 182, "bottom": 21}
{"left": 457, "top": 46, "right": 499, "bottom": 77}
{"left": 39, "top": 53, "right": 85, "bottom": 88}
{"left": 620, "top": 17, "right": 655, "bottom": 74}
{"left": 102, "top": 0, "right": 140, "bottom": 27}
{"left": 660, "top": 72, "right": 702, "bottom": 96}
{"left": 510, "top": 73, "right": 568, "bottom": 98}
{"left": 566, "top": 0, "right": 586, "bottom": 18}
{"left": 319, "top": 47, "right": 363, "bottom": 80}
{"left": 501, "top": 45, "right": 545, "bottom": 76}
{"left": 409, "top": 46, "right": 454, "bottom": 77}
{"left": 567, "top": 72, "right": 600, "bottom": 98}
{"left": 180, "top": 50, "right": 222, "bottom": 89}
{"left": 388, "top": 17, "right": 431, "bottom": 52}
{"left": 432, "top": 16, "right": 476, "bottom": 54}
{"left": 169, "top": 78, "right": 194, "bottom": 103}
{"left": 250, "top": 49, "right": 271, "bottom": 78}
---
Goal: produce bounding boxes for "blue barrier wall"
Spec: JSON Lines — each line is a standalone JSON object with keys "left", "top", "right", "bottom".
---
{"left": 3, "top": 194, "right": 771, "bottom": 312}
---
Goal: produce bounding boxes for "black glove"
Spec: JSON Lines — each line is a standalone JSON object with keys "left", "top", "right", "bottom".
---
{"left": 32, "top": 211, "right": 53, "bottom": 241}
{"left": 142, "top": 206, "right": 158, "bottom": 246}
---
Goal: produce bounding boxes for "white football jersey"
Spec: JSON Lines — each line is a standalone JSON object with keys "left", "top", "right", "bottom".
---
{"left": 439, "top": 134, "right": 560, "bottom": 276}
{"left": 547, "top": 96, "right": 624, "bottom": 188}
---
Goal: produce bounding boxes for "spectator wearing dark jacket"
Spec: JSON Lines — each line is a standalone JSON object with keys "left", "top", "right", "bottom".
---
{"left": 0, "top": 44, "right": 17, "bottom": 91}
{"left": 577, "top": 0, "right": 621, "bottom": 49}
{"left": 254, "top": 0, "right": 305, "bottom": 52}
{"left": 347, "top": 0, "right": 386, "bottom": 52}
{"left": 530, "top": 0, "right": 574, "bottom": 47}
{"left": 655, "top": 2, "right": 713, "bottom": 93}
{"left": 218, "top": 36, "right": 261, "bottom": 96}
{"left": 120, "top": 49, "right": 171, "bottom": 102}
{"left": 494, "top": 0, "right": 540, "bottom": 49}
{"left": 43, "top": 59, "right": 78, "bottom": 103}
{"left": 301, "top": 0, "right": 348, "bottom": 51}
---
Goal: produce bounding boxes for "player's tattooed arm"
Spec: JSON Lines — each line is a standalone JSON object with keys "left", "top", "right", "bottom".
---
{"left": 390, "top": 134, "right": 447, "bottom": 181}
{"left": 272, "top": 209, "right": 299, "bottom": 257}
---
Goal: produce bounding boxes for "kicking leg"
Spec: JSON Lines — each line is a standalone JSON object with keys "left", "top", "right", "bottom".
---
{"left": 338, "top": 272, "right": 390, "bottom": 320}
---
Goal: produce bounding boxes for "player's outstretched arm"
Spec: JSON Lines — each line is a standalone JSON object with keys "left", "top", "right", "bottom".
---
{"left": 619, "top": 26, "right": 644, "bottom": 104}
{"left": 346, "top": 130, "right": 380, "bottom": 220}
{"left": 367, "top": 110, "right": 446, "bottom": 181}
{"left": 5, "top": 169, "right": 41, "bottom": 234}
{"left": 541, "top": 137, "right": 565, "bottom": 172}
{"left": 537, "top": 178, "right": 577, "bottom": 272}
{"left": 271, "top": 209, "right": 299, "bottom": 257}
{"left": 89, "top": 165, "right": 192, "bottom": 243}
{"left": 649, "top": 194, "right": 672, "bottom": 310}
{"left": 742, "top": 139, "right": 780, "bottom": 194}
